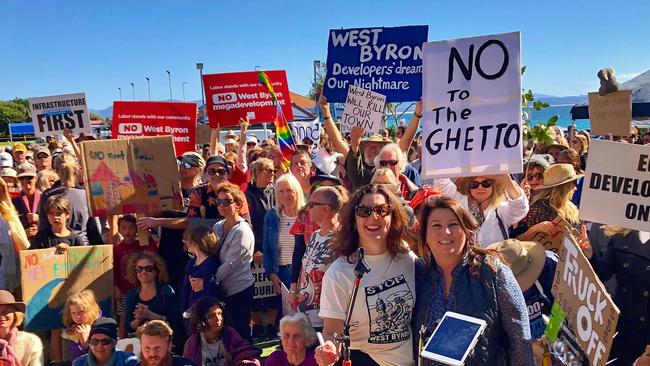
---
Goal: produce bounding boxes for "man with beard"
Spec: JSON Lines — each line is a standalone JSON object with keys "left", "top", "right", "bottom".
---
{"left": 137, "top": 320, "right": 195, "bottom": 366}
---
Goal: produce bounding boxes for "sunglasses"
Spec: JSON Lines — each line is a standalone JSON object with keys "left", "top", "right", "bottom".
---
{"left": 89, "top": 338, "right": 114, "bottom": 346}
{"left": 36, "top": 154, "right": 49, "bottom": 159}
{"left": 246, "top": 142, "right": 257, "bottom": 146}
{"left": 307, "top": 202, "right": 329, "bottom": 209}
{"left": 206, "top": 168, "right": 228, "bottom": 176}
{"left": 526, "top": 173, "right": 544, "bottom": 181}
{"left": 379, "top": 160, "right": 399, "bottom": 167}
{"left": 355, "top": 204, "right": 392, "bottom": 218}
{"left": 262, "top": 168, "right": 277, "bottom": 174}
{"left": 178, "top": 161, "right": 194, "bottom": 169}
{"left": 18, "top": 176, "right": 35, "bottom": 181}
{"left": 216, "top": 198, "right": 235, "bottom": 206}
{"left": 469, "top": 180, "right": 493, "bottom": 189}
{"left": 135, "top": 265, "right": 156, "bottom": 273}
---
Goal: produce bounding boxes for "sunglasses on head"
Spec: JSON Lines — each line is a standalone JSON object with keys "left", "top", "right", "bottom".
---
{"left": 178, "top": 161, "right": 194, "bottom": 169}
{"left": 355, "top": 204, "right": 392, "bottom": 218}
{"left": 206, "top": 168, "right": 228, "bottom": 176}
{"left": 135, "top": 265, "right": 156, "bottom": 273}
{"left": 216, "top": 198, "right": 235, "bottom": 206}
{"left": 469, "top": 180, "right": 493, "bottom": 189}
{"left": 89, "top": 338, "right": 114, "bottom": 346}
{"left": 379, "top": 160, "right": 399, "bottom": 167}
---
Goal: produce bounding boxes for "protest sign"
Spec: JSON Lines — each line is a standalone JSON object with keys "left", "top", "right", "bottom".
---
{"left": 323, "top": 26, "right": 428, "bottom": 103}
{"left": 531, "top": 216, "right": 580, "bottom": 253}
{"left": 580, "top": 140, "right": 650, "bottom": 231}
{"left": 20, "top": 246, "right": 113, "bottom": 331}
{"left": 196, "top": 123, "right": 212, "bottom": 146}
{"left": 112, "top": 101, "right": 197, "bottom": 155}
{"left": 291, "top": 120, "right": 321, "bottom": 145}
{"left": 587, "top": 91, "right": 632, "bottom": 136}
{"left": 340, "top": 86, "right": 386, "bottom": 134}
{"left": 421, "top": 32, "right": 522, "bottom": 178}
{"left": 252, "top": 265, "right": 275, "bottom": 299}
{"left": 203, "top": 70, "right": 293, "bottom": 128}
{"left": 552, "top": 234, "right": 619, "bottom": 366}
{"left": 28, "top": 92, "right": 91, "bottom": 138}
{"left": 81, "top": 136, "right": 183, "bottom": 217}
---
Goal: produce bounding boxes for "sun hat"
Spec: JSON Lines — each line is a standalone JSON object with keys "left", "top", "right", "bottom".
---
{"left": 89, "top": 317, "right": 118, "bottom": 341}
{"left": 0, "top": 167, "right": 17, "bottom": 178}
{"left": 487, "top": 239, "right": 546, "bottom": 291}
{"left": 224, "top": 138, "right": 237, "bottom": 145}
{"left": 0, "top": 290, "right": 25, "bottom": 312}
{"left": 36, "top": 147, "right": 52, "bottom": 157}
{"left": 246, "top": 136, "right": 259, "bottom": 144}
{"left": 0, "top": 152, "right": 13, "bottom": 168}
{"left": 178, "top": 151, "right": 205, "bottom": 168}
{"left": 360, "top": 133, "right": 391, "bottom": 146}
{"left": 16, "top": 163, "right": 37, "bottom": 178}
{"left": 12, "top": 143, "right": 27, "bottom": 153}
{"left": 534, "top": 163, "right": 584, "bottom": 190}
{"left": 537, "top": 144, "right": 568, "bottom": 155}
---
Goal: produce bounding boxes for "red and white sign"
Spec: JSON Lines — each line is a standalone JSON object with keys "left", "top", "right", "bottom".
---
{"left": 203, "top": 70, "right": 294, "bottom": 127}
{"left": 112, "top": 101, "right": 197, "bottom": 155}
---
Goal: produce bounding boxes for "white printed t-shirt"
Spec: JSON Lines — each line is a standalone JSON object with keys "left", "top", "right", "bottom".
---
{"left": 297, "top": 230, "right": 334, "bottom": 328}
{"left": 319, "top": 250, "right": 417, "bottom": 366}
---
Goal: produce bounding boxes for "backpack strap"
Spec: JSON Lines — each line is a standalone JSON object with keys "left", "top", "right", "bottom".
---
{"left": 495, "top": 210, "right": 510, "bottom": 240}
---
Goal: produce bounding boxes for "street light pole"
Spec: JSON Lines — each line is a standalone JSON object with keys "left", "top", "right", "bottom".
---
{"left": 166, "top": 70, "right": 172, "bottom": 100}
{"left": 145, "top": 77, "right": 151, "bottom": 101}
{"left": 196, "top": 63, "right": 205, "bottom": 110}
{"left": 313, "top": 60, "right": 321, "bottom": 86}
{"left": 182, "top": 82, "right": 188, "bottom": 102}
{"left": 130, "top": 83, "right": 135, "bottom": 101}
{"left": 118, "top": 88, "right": 122, "bottom": 101}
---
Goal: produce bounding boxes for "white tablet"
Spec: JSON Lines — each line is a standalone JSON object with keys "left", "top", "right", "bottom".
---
{"left": 420, "top": 311, "right": 487, "bottom": 366}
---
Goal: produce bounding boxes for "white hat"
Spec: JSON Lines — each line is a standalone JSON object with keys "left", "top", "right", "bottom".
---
{"left": 246, "top": 136, "right": 259, "bottom": 144}
{"left": 0, "top": 152, "right": 13, "bottom": 168}
{"left": 224, "top": 138, "right": 237, "bottom": 144}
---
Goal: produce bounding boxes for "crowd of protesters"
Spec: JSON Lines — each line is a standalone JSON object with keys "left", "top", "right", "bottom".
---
{"left": 0, "top": 97, "right": 648, "bottom": 366}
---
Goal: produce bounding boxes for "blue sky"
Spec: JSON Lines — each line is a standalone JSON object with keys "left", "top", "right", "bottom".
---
{"left": 2, "top": 0, "right": 649, "bottom": 109}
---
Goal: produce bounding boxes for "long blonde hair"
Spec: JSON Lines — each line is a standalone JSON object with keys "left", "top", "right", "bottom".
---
{"left": 274, "top": 173, "right": 305, "bottom": 215}
{"left": 455, "top": 176, "right": 506, "bottom": 210}
{"left": 0, "top": 179, "right": 29, "bottom": 250}
{"left": 58, "top": 154, "right": 79, "bottom": 188}
{"left": 533, "top": 181, "right": 579, "bottom": 224}
{"left": 62, "top": 289, "right": 101, "bottom": 328}
{"left": 603, "top": 225, "right": 633, "bottom": 237}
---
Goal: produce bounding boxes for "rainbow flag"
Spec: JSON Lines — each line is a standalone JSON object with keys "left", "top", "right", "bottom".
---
{"left": 258, "top": 71, "right": 296, "bottom": 169}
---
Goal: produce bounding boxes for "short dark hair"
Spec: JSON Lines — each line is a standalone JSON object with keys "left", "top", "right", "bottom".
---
{"left": 117, "top": 214, "right": 136, "bottom": 227}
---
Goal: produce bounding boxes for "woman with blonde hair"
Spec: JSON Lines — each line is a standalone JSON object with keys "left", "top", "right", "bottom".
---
{"left": 584, "top": 225, "right": 649, "bottom": 365}
{"left": 55, "top": 290, "right": 102, "bottom": 362}
{"left": 434, "top": 173, "right": 529, "bottom": 247}
{"left": 0, "top": 178, "right": 30, "bottom": 292}
{"left": 36, "top": 169, "right": 59, "bottom": 192}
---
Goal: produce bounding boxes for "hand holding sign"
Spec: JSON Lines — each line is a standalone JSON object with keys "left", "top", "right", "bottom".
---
{"left": 576, "top": 225, "right": 593, "bottom": 259}
{"left": 341, "top": 86, "right": 387, "bottom": 134}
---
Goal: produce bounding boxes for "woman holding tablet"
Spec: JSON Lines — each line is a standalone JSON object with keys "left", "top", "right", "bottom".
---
{"left": 413, "top": 196, "right": 533, "bottom": 365}
{"left": 316, "top": 184, "right": 418, "bottom": 366}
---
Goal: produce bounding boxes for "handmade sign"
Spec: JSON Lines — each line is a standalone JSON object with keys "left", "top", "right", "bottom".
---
{"left": 28, "top": 92, "right": 91, "bottom": 138}
{"left": 112, "top": 101, "right": 197, "bottom": 155}
{"left": 252, "top": 265, "right": 275, "bottom": 299}
{"left": 80, "top": 136, "right": 183, "bottom": 217}
{"left": 323, "top": 25, "right": 428, "bottom": 102}
{"left": 291, "top": 120, "right": 321, "bottom": 145}
{"left": 20, "top": 246, "right": 113, "bottom": 331}
{"left": 531, "top": 216, "right": 580, "bottom": 253}
{"left": 551, "top": 234, "right": 619, "bottom": 366}
{"left": 580, "top": 140, "right": 650, "bottom": 231}
{"left": 196, "top": 124, "right": 213, "bottom": 146}
{"left": 340, "top": 86, "right": 386, "bottom": 133}
{"left": 421, "top": 32, "right": 522, "bottom": 178}
{"left": 587, "top": 90, "right": 632, "bottom": 136}
{"left": 203, "top": 70, "right": 293, "bottom": 127}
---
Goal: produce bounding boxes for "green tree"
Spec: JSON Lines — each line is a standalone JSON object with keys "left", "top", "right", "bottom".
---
{"left": 521, "top": 67, "right": 558, "bottom": 146}
{"left": 0, "top": 98, "right": 31, "bottom": 133}
{"left": 307, "top": 63, "right": 327, "bottom": 100}
{"left": 90, "top": 112, "right": 104, "bottom": 120}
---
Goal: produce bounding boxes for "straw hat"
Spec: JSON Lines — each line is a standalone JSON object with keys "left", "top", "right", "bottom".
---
{"left": 0, "top": 290, "right": 25, "bottom": 312}
{"left": 487, "top": 239, "right": 546, "bottom": 291}
{"left": 537, "top": 144, "right": 568, "bottom": 155}
{"left": 360, "top": 133, "right": 391, "bottom": 146}
{"left": 534, "top": 163, "right": 584, "bottom": 190}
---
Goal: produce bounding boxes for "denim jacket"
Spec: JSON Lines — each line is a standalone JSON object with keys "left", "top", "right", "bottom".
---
{"left": 412, "top": 257, "right": 533, "bottom": 365}
{"left": 263, "top": 208, "right": 281, "bottom": 275}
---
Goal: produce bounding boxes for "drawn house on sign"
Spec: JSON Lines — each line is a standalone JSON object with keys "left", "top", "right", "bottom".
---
{"left": 89, "top": 162, "right": 122, "bottom": 214}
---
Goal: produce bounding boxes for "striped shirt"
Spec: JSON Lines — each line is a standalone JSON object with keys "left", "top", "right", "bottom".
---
{"left": 278, "top": 213, "right": 296, "bottom": 265}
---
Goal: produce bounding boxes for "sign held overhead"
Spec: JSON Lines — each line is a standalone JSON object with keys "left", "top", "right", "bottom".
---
{"left": 28, "top": 92, "right": 91, "bottom": 138}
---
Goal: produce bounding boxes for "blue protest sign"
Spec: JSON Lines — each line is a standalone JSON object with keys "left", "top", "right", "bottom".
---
{"left": 323, "top": 25, "right": 428, "bottom": 103}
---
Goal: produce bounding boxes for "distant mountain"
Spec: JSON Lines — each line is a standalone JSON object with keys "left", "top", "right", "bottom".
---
{"left": 535, "top": 94, "right": 587, "bottom": 105}
{"left": 90, "top": 99, "right": 203, "bottom": 119}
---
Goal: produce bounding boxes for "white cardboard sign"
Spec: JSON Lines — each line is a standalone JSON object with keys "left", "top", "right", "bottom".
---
{"left": 421, "top": 32, "right": 522, "bottom": 178}
{"left": 291, "top": 120, "right": 321, "bottom": 145}
{"left": 28, "top": 92, "right": 91, "bottom": 138}
{"left": 341, "top": 85, "right": 386, "bottom": 134}
{"left": 580, "top": 140, "right": 650, "bottom": 231}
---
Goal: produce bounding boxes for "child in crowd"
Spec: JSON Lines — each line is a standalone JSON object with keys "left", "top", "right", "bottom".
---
{"left": 180, "top": 225, "right": 221, "bottom": 315}
{"left": 53, "top": 289, "right": 101, "bottom": 363}
{"left": 31, "top": 195, "right": 83, "bottom": 249}
{"left": 113, "top": 214, "right": 158, "bottom": 338}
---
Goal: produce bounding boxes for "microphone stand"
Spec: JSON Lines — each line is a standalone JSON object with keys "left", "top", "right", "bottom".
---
{"left": 341, "top": 247, "right": 371, "bottom": 366}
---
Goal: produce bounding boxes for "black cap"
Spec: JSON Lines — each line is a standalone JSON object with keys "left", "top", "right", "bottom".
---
{"left": 310, "top": 174, "right": 342, "bottom": 186}
{"left": 89, "top": 317, "right": 118, "bottom": 340}
{"left": 205, "top": 155, "right": 230, "bottom": 173}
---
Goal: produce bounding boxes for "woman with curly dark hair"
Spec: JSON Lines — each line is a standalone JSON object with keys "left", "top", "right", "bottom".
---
{"left": 412, "top": 195, "right": 533, "bottom": 365}
{"left": 316, "top": 184, "right": 418, "bottom": 366}
{"left": 124, "top": 251, "right": 185, "bottom": 351}
{"left": 183, "top": 297, "right": 261, "bottom": 365}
